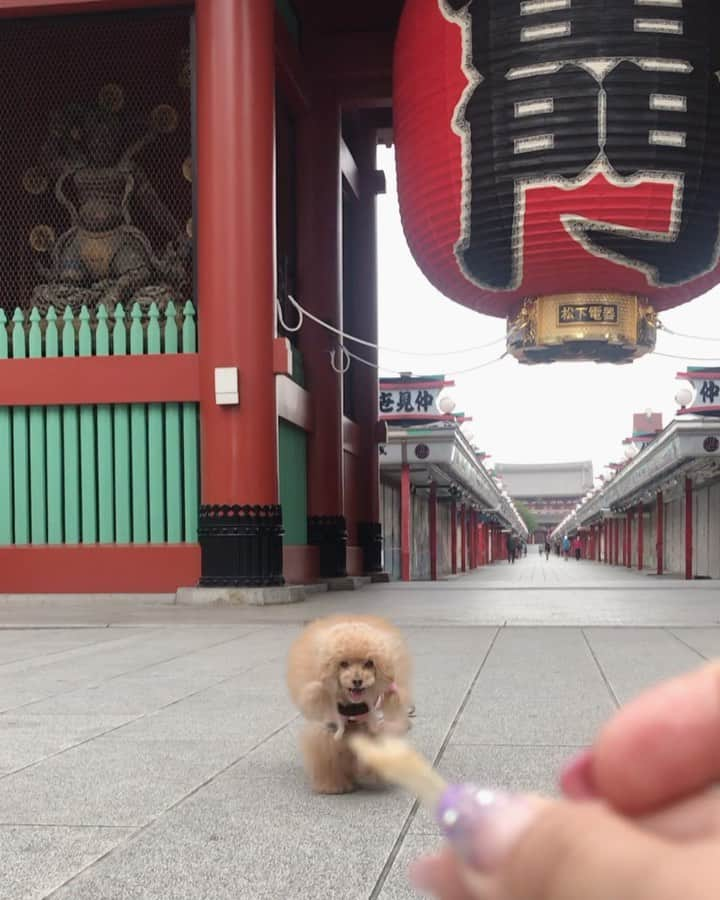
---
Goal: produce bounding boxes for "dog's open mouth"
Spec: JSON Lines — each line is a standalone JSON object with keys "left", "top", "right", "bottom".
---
{"left": 348, "top": 687, "right": 365, "bottom": 701}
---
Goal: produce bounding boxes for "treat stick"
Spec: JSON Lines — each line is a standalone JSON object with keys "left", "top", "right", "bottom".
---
{"left": 349, "top": 734, "right": 447, "bottom": 809}
{"left": 350, "top": 734, "right": 533, "bottom": 871}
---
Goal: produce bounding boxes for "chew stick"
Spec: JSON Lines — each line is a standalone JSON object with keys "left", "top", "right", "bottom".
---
{"left": 349, "top": 734, "right": 447, "bottom": 809}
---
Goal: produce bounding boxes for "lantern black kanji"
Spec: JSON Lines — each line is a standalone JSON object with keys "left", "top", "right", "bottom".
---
{"left": 394, "top": 0, "right": 720, "bottom": 363}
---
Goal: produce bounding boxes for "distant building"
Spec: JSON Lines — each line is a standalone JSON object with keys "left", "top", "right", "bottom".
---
{"left": 493, "top": 461, "right": 595, "bottom": 543}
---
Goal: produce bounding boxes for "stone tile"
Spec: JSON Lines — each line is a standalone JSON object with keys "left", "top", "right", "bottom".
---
{"left": 377, "top": 834, "right": 446, "bottom": 900}
{"left": 0, "top": 628, "right": 124, "bottom": 668}
{"left": 48, "top": 725, "right": 412, "bottom": 900}
{"left": 411, "top": 743, "right": 574, "bottom": 834}
{"left": 0, "top": 825, "right": 134, "bottom": 900}
{"left": 0, "top": 712, "right": 294, "bottom": 828}
{"left": 584, "top": 628, "right": 705, "bottom": 704}
{"left": 23, "top": 673, "right": 227, "bottom": 717}
{"left": 0, "top": 627, "right": 269, "bottom": 714}
{"left": 452, "top": 627, "right": 615, "bottom": 745}
{"left": 0, "top": 713, "right": 136, "bottom": 776}
{"left": 670, "top": 627, "right": 720, "bottom": 661}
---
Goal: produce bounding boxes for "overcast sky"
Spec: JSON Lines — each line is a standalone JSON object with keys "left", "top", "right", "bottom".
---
{"left": 375, "top": 146, "right": 720, "bottom": 480}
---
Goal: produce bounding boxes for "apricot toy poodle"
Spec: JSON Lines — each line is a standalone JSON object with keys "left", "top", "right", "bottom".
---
{"left": 286, "top": 614, "right": 413, "bottom": 794}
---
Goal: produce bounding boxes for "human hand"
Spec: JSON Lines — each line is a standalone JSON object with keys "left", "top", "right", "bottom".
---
{"left": 410, "top": 663, "right": 720, "bottom": 899}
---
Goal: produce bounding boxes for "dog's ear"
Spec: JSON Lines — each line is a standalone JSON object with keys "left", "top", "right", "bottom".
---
{"left": 371, "top": 642, "right": 396, "bottom": 690}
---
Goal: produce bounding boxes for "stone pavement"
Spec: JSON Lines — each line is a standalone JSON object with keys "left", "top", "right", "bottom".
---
{"left": 1, "top": 554, "right": 719, "bottom": 899}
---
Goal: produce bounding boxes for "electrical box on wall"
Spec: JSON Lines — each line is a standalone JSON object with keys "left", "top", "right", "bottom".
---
{"left": 214, "top": 367, "right": 239, "bottom": 405}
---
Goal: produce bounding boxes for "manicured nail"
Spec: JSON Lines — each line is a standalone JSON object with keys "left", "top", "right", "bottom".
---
{"left": 436, "top": 784, "right": 537, "bottom": 871}
{"left": 560, "top": 749, "right": 598, "bottom": 800}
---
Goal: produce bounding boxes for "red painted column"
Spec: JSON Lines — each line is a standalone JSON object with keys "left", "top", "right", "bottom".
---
{"left": 297, "top": 82, "right": 345, "bottom": 572}
{"left": 620, "top": 519, "right": 626, "bottom": 567}
{"left": 460, "top": 504, "right": 467, "bottom": 572}
{"left": 685, "top": 477, "right": 693, "bottom": 581}
{"left": 626, "top": 510, "right": 633, "bottom": 568}
{"left": 429, "top": 482, "right": 438, "bottom": 581}
{"left": 196, "top": 0, "right": 281, "bottom": 584}
{"left": 450, "top": 500, "right": 457, "bottom": 574}
{"left": 400, "top": 463, "right": 411, "bottom": 582}
{"left": 470, "top": 510, "right": 477, "bottom": 569}
{"left": 637, "top": 504, "right": 644, "bottom": 571}
{"left": 613, "top": 519, "right": 620, "bottom": 566}
{"left": 656, "top": 491, "right": 664, "bottom": 576}
{"left": 197, "top": 0, "right": 277, "bottom": 506}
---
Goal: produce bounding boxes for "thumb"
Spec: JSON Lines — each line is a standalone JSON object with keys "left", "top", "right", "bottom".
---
{"left": 495, "top": 800, "right": 715, "bottom": 900}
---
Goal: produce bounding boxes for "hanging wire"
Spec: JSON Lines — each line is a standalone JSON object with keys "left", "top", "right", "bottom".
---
{"left": 276, "top": 294, "right": 505, "bottom": 357}
{"left": 658, "top": 321, "right": 720, "bottom": 342}
{"left": 329, "top": 344, "right": 351, "bottom": 374}
{"left": 652, "top": 350, "right": 720, "bottom": 362}
{"left": 343, "top": 343, "right": 508, "bottom": 376}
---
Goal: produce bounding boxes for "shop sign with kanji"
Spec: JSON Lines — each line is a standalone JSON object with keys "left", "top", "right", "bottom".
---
{"left": 677, "top": 368, "right": 720, "bottom": 418}
{"left": 378, "top": 378, "right": 454, "bottom": 421}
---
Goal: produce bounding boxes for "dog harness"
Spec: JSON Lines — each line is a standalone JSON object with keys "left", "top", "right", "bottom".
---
{"left": 328, "top": 682, "right": 398, "bottom": 730}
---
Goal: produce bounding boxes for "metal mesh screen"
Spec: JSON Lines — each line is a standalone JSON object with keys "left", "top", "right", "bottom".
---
{"left": 0, "top": 9, "right": 193, "bottom": 318}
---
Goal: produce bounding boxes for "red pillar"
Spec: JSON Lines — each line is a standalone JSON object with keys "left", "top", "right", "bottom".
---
{"left": 470, "top": 510, "right": 477, "bottom": 569}
{"left": 460, "top": 504, "right": 467, "bottom": 572}
{"left": 429, "top": 482, "right": 438, "bottom": 581}
{"left": 196, "top": 0, "right": 281, "bottom": 584}
{"left": 637, "top": 504, "right": 644, "bottom": 571}
{"left": 400, "top": 463, "right": 411, "bottom": 582}
{"left": 298, "top": 83, "right": 345, "bottom": 576}
{"left": 613, "top": 519, "right": 620, "bottom": 566}
{"left": 685, "top": 477, "right": 693, "bottom": 581}
{"left": 450, "top": 500, "right": 457, "bottom": 574}
{"left": 656, "top": 491, "right": 664, "bottom": 576}
{"left": 603, "top": 521, "right": 608, "bottom": 563}
{"left": 626, "top": 510, "right": 633, "bottom": 568}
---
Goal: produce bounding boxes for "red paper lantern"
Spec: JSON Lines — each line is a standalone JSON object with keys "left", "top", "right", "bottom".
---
{"left": 394, "top": 0, "right": 720, "bottom": 363}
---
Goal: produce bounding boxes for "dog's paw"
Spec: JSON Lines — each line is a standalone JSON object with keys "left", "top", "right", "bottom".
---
{"left": 313, "top": 777, "right": 356, "bottom": 795}
{"left": 299, "top": 681, "right": 331, "bottom": 720}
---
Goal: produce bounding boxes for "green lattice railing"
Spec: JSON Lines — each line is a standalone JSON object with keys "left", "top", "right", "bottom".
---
{"left": 0, "top": 301, "right": 199, "bottom": 547}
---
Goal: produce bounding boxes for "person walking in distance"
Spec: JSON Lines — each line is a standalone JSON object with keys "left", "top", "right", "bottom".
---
{"left": 573, "top": 535, "right": 582, "bottom": 561}
{"left": 544, "top": 539, "right": 551, "bottom": 561}
{"left": 506, "top": 533, "right": 516, "bottom": 565}
{"left": 561, "top": 535, "right": 571, "bottom": 561}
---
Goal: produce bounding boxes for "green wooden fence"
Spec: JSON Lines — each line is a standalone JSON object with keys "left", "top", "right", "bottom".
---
{"left": 0, "top": 302, "right": 199, "bottom": 546}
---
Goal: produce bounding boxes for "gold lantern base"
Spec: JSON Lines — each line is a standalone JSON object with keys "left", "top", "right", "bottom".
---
{"left": 507, "top": 294, "right": 657, "bottom": 364}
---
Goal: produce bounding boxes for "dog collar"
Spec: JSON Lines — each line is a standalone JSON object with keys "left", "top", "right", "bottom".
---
{"left": 337, "top": 701, "right": 370, "bottom": 719}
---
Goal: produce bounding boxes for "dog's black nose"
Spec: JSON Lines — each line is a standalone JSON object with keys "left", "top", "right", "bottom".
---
{"left": 352, "top": 678, "right": 363, "bottom": 688}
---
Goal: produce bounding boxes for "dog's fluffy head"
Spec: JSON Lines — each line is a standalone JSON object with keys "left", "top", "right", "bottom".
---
{"left": 318, "top": 622, "right": 396, "bottom": 705}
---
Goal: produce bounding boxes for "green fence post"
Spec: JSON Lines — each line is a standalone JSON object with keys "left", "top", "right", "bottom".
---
{"left": 45, "top": 307, "right": 63, "bottom": 544}
{"left": 129, "top": 303, "right": 148, "bottom": 543}
{"left": 0, "top": 309, "right": 12, "bottom": 544}
{"left": 78, "top": 306, "right": 97, "bottom": 544}
{"left": 62, "top": 306, "right": 80, "bottom": 543}
{"left": 147, "top": 302, "right": 165, "bottom": 542}
{"left": 163, "top": 301, "right": 182, "bottom": 541}
{"left": 112, "top": 304, "right": 131, "bottom": 543}
{"left": 28, "top": 308, "right": 47, "bottom": 544}
{"left": 95, "top": 305, "right": 114, "bottom": 543}
{"left": 11, "top": 309, "right": 30, "bottom": 544}
{"left": 182, "top": 301, "right": 199, "bottom": 542}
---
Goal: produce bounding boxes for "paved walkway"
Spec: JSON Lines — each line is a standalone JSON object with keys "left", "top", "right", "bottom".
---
{"left": 2, "top": 554, "right": 719, "bottom": 899}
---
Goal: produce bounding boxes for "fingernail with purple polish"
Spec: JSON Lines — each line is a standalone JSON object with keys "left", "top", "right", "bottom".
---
{"left": 436, "top": 784, "right": 537, "bottom": 872}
